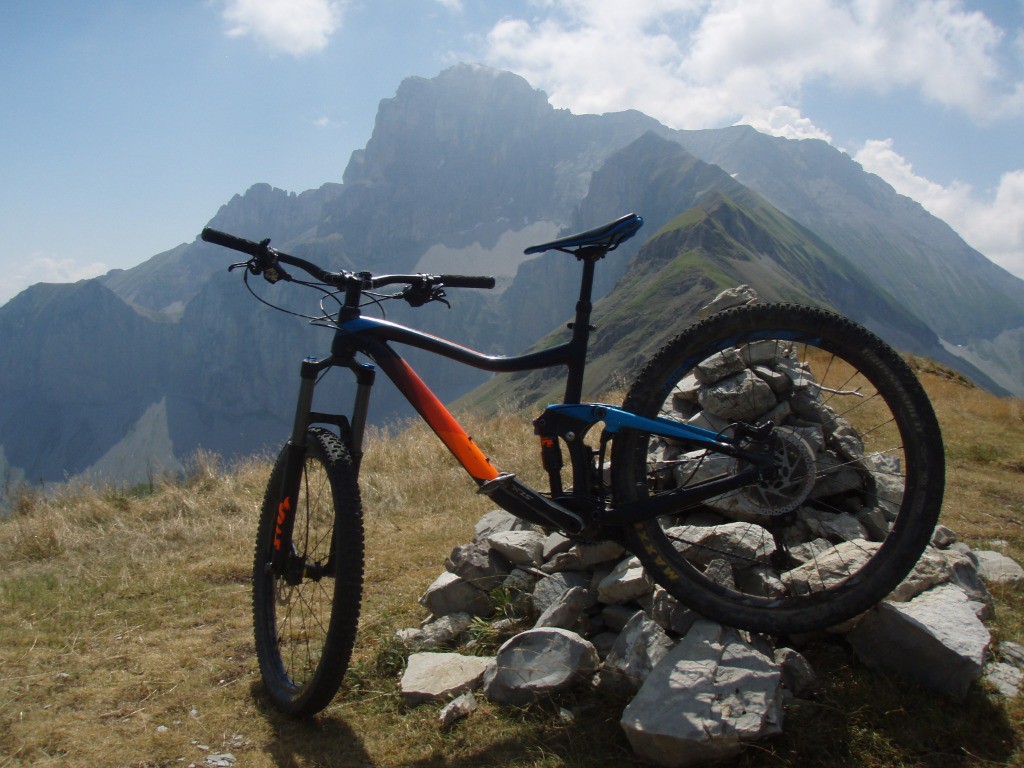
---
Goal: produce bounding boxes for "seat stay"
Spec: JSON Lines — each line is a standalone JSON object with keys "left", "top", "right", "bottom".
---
{"left": 524, "top": 213, "right": 643, "bottom": 255}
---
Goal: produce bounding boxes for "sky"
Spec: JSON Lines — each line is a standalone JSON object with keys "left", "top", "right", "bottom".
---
{"left": 1, "top": 0, "right": 1022, "bottom": 307}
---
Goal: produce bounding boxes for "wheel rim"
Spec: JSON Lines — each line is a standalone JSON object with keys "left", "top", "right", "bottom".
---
{"left": 629, "top": 327, "right": 916, "bottom": 612}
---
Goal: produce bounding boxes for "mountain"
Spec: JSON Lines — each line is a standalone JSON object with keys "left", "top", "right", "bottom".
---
{"left": 0, "top": 279, "right": 170, "bottom": 482}
{"left": 1, "top": 63, "right": 1021, "bottom": 501}
{"left": 99, "top": 182, "right": 345, "bottom": 316}
{"left": 459, "top": 135, "right": 981, "bottom": 411}
{"left": 318, "top": 64, "right": 664, "bottom": 271}
{"left": 675, "top": 126, "right": 1024, "bottom": 393}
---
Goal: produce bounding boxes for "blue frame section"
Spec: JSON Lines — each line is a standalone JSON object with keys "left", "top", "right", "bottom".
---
{"left": 542, "top": 402, "right": 728, "bottom": 445}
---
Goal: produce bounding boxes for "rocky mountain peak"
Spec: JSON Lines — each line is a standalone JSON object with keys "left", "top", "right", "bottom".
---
{"left": 344, "top": 64, "right": 552, "bottom": 187}
{"left": 321, "top": 65, "right": 659, "bottom": 266}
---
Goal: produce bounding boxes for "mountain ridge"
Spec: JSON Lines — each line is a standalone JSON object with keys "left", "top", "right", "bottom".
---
{"left": 676, "top": 125, "right": 1024, "bottom": 343}
{"left": 459, "top": 166, "right": 997, "bottom": 413}
{"left": 1, "top": 62, "right": 1020, "bottom": 499}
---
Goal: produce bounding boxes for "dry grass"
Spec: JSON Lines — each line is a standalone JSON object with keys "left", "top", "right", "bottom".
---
{"left": 1, "top": 376, "right": 1023, "bottom": 767}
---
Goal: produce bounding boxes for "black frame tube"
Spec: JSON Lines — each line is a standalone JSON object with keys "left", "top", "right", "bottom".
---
{"left": 332, "top": 316, "right": 578, "bottom": 373}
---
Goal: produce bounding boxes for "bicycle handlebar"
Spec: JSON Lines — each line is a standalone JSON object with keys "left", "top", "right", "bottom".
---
{"left": 200, "top": 227, "right": 495, "bottom": 292}
{"left": 435, "top": 275, "right": 496, "bottom": 289}
{"left": 200, "top": 227, "right": 264, "bottom": 256}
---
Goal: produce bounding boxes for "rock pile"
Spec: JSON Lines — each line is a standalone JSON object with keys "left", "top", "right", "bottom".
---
{"left": 646, "top": 328, "right": 904, "bottom": 604}
{"left": 395, "top": 507, "right": 1024, "bottom": 766}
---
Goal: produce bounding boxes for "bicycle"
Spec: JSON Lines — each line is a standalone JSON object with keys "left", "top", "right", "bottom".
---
{"left": 201, "top": 212, "right": 944, "bottom": 716}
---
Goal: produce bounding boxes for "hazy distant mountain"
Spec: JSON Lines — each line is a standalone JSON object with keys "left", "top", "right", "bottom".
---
{"left": 461, "top": 135, "right": 989, "bottom": 411}
{"left": 99, "top": 182, "right": 345, "bottom": 315}
{"left": 1, "top": 63, "right": 1020, "bottom": 498}
{"left": 675, "top": 126, "right": 1024, "bottom": 394}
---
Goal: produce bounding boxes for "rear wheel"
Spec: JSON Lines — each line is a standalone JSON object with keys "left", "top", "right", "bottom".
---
{"left": 253, "top": 427, "right": 364, "bottom": 716}
{"left": 611, "top": 304, "right": 944, "bottom": 634}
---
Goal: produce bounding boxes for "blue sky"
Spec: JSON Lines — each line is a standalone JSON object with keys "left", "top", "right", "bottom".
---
{"left": 1, "top": 0, "right": 1022, "bottom": 306}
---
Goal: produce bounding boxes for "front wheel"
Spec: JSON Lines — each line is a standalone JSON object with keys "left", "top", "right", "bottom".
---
{"left": 253, "top": 427, "right": 364, "bottom": 716}
{"left": 611, "top": 304, "right": 944, "bottom": 634}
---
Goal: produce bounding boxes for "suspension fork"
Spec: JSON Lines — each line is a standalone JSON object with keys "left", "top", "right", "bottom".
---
{"left": 268, "top": 355, "right": 374, "bottom": 576}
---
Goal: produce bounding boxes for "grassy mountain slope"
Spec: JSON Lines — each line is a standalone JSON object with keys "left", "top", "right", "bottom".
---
{"left": 677, "top": 125, "right": 1024, "bottom": 345}
{"left": 460, "top": 185, "right": 989, "bottom": 413}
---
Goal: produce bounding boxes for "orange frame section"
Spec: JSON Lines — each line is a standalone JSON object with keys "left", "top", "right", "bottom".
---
{"left": 378, "top": 354, "right": 500, "bottom": 484}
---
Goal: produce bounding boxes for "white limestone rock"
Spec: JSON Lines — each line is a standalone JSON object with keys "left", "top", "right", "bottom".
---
{"left": 847, "top": 584, "right": 990, "bottom": 700}
{"left": 438, "top": 691, "right": 479, "bottom": 726}
{"left": 481, "top": 628, "right": 599, "bottom": 706}
{"left": 534, "top": 586, "right": 590, "bottom": 631}
{"left": 486, "top": 530, "right": 546, "bottom": 567}
{"left": 597, "top": 556, "right": 653, "bottom": 604}
{"left": 620, "top": 620, "right": 783, "bottom": 767}
{"left": 974, "top": 550, "right": 1024, "bottom": 586}
{"left": 420, "top": 571, "right": 492, "bottom": 618}
{"left": 596, "top": 612, "right": 676, "bottom": 692}
{"left": 395, "top": 612, "right": 474, "bottom": 650}
{"left": 400, "top": 652, "right": 492, "bottom": 706}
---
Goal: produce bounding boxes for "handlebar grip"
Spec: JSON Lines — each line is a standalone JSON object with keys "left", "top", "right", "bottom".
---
{"left": 440, "top": 275, "right": 496, "bottom": 289}
{"left": 200, "top": 227, "right": 263, "bottom": 256}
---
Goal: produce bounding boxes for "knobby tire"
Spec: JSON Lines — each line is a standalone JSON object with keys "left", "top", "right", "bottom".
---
{"left": 611, "top": 304, "right": 944, "bottom": 634}
{"left": 253, "top": 427, "right": 364, "bottom": 716}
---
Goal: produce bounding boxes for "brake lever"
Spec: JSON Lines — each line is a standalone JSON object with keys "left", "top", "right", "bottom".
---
{"left": 225, "top": 238, "right": 291, "bottom": 283}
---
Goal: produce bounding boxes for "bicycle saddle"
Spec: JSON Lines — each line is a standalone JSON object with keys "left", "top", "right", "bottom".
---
{"left": 524, "top": 213, "right": 643, "bottom": 255}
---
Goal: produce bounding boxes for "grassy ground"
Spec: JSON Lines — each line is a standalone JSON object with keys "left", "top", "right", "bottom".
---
{"left": 2, "top": 368, "right": 1023, "bottom": 768}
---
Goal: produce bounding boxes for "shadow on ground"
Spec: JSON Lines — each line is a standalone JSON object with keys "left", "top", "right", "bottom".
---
{"left": 249, "top": 642, "right": 1019, "bottom": 768}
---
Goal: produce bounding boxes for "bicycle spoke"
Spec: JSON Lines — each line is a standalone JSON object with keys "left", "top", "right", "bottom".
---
{"left": 614, "top": 304, "right": 942, "bottom": 633}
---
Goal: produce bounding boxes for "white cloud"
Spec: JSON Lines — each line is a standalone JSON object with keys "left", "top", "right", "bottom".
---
{"left": 741, "top": 105, "right": 833, "bottom": 142}
{"left": 483, "top": 1, "right": 1024, "bottom": 278}
{"left": 2, "top": 254, "right": 110, "bottom": 307}
{"left": 855, "top": 139, "right": 1024, "bottom": 278}
{"left": 483, "top": 0, "right": 1024, "bottom": 127}
{"left": 220, "top": 0, "right": 344, "bottom": 56}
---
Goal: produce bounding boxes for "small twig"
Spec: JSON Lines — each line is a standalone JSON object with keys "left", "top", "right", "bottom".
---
{"left": 808, "top": 382, "right": 864, "bottom": 398}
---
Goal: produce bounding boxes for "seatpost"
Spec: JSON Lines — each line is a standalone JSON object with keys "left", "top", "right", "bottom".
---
{"left": 563, "top": 249, "right": 601, "bottom": 404}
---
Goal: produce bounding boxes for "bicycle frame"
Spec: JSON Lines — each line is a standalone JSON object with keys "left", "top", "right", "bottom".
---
{"left": 270, "top": 252, "right": 772, "bottom": 556}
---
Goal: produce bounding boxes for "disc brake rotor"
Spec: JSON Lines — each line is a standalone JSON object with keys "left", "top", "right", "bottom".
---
{"left": 727, "top": 426, "right": 817, "bottom": 518}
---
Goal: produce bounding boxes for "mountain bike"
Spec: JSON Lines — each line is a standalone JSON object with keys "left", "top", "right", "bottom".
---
{"left": 201, "top": 213, "right": 944, "bottom": 716}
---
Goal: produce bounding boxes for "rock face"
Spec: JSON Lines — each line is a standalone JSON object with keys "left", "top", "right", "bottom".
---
{"left": 481, "top": 628, "right": 599, "bottom": 706}
{"left": 847, "top": 583, "right": 990, "bottom": 700}
{"left": 620, "top": 620, "right": 783, "bottom": 767}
